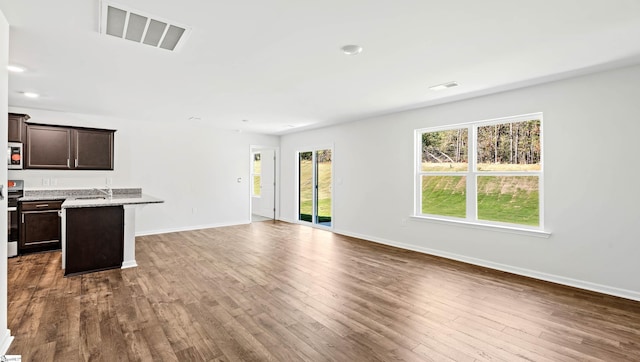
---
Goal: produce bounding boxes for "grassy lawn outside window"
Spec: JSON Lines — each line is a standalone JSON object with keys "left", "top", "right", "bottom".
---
{"left": 416, "top": 113, "right": 543, "bottom": 229}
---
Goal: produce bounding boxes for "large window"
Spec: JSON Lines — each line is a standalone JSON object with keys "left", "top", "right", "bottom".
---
{"left": 415, "top": 113, "right": 543, "bottom": 229}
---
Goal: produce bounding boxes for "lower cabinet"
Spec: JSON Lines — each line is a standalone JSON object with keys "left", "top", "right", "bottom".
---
{"left": 19, "top": 200, "right": 63, "bottom": 253}
{"left": 65, "top": 206, "right": 124, "bottom": 276}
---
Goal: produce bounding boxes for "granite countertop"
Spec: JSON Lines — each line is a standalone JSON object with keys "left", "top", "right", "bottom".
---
{"left": 19, "top": 188, "right": 164, "bottom": 208}
{"left": 61, "top": 194, "right": 163, "bottom": 209}
{"left": 19, "top": 195, "right": 69, "bottom": 201}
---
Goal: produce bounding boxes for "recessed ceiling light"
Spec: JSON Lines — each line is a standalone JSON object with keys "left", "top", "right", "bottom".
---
{"left": 188, "top": 116, "right": 201, "bottom": 121}
{"left": 8, "top": 65, "right": 26, "bottom": 73}
{"left": 341, "top": 44, "right": 363, "bottom": 55}
{"left": 429, "top": 81, "right": 459, "bottom": 91}
{"left": 23, "top": 92, "right": 40, "bottom": 98}
{"left": 241, "top": 119, "right": 249, "bottom": 123}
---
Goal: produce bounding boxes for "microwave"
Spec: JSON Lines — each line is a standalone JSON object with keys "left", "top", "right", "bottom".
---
{"left": 8, "top": 142, "right": 23, "bottom": 169}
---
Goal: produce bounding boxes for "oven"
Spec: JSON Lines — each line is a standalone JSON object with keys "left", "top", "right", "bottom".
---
{"left": 7, "top": 180, "right": 23, "bottom": 257}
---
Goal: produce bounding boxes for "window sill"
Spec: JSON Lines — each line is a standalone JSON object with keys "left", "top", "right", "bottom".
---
{"left": 409, "top": 215, "right": 551, "bottom": 238}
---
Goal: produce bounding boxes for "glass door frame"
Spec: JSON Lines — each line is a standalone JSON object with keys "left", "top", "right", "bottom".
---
{"left": 296, "top": 146, "right": 334, "bottom": 229}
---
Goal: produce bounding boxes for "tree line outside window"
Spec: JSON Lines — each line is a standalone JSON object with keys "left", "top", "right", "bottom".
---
{"left": 422, "top": 120, "right": 541, "bottom": 171}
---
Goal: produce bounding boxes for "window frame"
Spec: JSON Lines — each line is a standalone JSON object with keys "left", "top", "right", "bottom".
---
{"left": 414, "top": 113, "right": 547, "bottom": 235}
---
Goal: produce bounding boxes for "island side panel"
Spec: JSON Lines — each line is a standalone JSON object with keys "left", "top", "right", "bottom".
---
{"left": 122, "top": 205, "right": 137, "bottom": 268}
{"left": 61, "top": 208, "right": 66, "bottom": 269}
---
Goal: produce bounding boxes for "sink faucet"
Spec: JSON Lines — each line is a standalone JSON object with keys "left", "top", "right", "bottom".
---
{"left": 94, "top": 186, "right": 113, "bottom": 199}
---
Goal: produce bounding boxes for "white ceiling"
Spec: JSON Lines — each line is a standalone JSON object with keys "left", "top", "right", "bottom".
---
{"left": 2, "top": 0, "right": 640, "bottom": 134}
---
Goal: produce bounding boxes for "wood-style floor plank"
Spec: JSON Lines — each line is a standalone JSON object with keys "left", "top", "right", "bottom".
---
{"left": 7, "top": 221, "right": 640, "bottom": 361}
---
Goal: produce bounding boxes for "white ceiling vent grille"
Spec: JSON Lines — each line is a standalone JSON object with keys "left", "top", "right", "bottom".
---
{"left": 100, "top": 1, "right": 191, "bottom": 51}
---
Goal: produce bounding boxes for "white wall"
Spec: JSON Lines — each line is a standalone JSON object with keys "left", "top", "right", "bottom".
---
{"left": 280, "top": 64, "right": 640, "bottom": 300}
{"left": 7, "top": 107, "right": 279, "bottom": 235}
{"left": 0, "top": 8, "right": 10, "bottom": 354}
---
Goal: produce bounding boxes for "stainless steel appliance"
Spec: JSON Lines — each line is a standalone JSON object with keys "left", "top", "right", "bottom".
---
{"left": 8, "top": 142, "right": 23, "bottom": 169}
{"left": 7, "top": 180, "right": 24, "bottom": 257}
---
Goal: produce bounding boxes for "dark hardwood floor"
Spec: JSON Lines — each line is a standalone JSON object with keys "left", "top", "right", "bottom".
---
{"left": 7, "top": 221, "right": 640, "bottom": 361}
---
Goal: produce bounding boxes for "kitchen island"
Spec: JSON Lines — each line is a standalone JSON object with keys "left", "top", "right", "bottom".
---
{"left": 20, "top": 188, "right": 163, "bottom": 275}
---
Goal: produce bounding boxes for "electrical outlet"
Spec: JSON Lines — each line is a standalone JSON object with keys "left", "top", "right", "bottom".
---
{"left": 42, "top": 178, "right": 50, "bottom": 186}
{"left": 192, "top": 208, "right": 197, "bottom": 214}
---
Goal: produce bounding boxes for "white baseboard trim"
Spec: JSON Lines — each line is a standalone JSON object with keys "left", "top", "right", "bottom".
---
{"left": 135, "top": 220, "right": 250, "bottom": 237}
{"left": 334, "top": 228, "right": 640, "bottom": 302}
{"left": 0, "top": 329, "right": 14, "bottom": 355}
{"left": 253, "top": 210, "right": 276, "bottom": 219}
{"left": 121, "top": 260, "right": 138, "bottom": 269}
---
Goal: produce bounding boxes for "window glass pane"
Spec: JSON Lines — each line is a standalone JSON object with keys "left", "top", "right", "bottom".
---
{"left": 477, "top": 176, "right": 539, "bottom": 226}
{"left": 253, "top": 175, "right": 261, "bottom": 196}
{"left": 316, "top": 149, "right": 332, "bottom": 226}
{"left": 477, "top": 120, "right": 541, "bottom": 171}
{"left": 422, "top": 176, "right": 466, "bottom": 218}
{"left": 298, "top": 152, "right": 313, "bottom": 222}
{"left": 252, "top": 153, "right": 261, "bottom": 196}
{"left": 421, "top": 129, "right": 468, "bottom": 172}
{"left": 253, "top": 153, "right": 261, "bottom": 173}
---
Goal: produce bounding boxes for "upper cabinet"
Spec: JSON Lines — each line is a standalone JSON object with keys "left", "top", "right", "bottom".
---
{"left": 25, "top": 123, "right": 115, "bottom": 170}
{"left": 74, "top": 128, "right": 114, "bottom": 170}
{"left": 25, "top": 124, "right": 73, "bottom": 169}
{"left": 8, "top": 113, "right": 30, "bottom": 143}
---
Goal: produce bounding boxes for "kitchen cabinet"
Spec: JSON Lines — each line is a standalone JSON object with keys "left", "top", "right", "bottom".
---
{"left": 25, "top": 124, "right": 73, "bottom": 169}
{"left": 65, "top": 206, "right": 124, "bottom": 276}
{"left": 74, "top": 128, "right": 114, "bottom": 169}
{"left": 8, "top": 113, "right": 29, "bottom": 142}
{"left": 25, "top": 123, "right": 115, "bottom": 170}
{"left": 19, "top": 200, "right": 63, "bottom": 253}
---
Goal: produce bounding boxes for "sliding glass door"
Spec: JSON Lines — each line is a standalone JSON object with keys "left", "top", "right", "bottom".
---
{"left": 298, "top": 151, "right": 314, "bottom": 222}
{"left": 298, "top": 149, "right": 332, "bottom": 227}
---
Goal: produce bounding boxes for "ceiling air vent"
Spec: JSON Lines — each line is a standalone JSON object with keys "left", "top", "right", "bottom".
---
{"left": 100, "top": 1, "right": 191, "bottom": 51}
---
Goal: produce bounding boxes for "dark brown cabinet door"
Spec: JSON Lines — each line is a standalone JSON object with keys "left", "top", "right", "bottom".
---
{"left": 24, "top": 123, "right": 115, "bottom": 170}
{"left": 19, "top": 200, "right": 62, "bottom": 253}
{"left": 8, "top": 113, "right": 29, "bottom": 142}
{"left": 65, "top": 206, "right": 124, "bottom": 276}
{"left": 25, "top": 125, "right": 72, "bottom": 169}
{"left": 74, "top": 129, "right": 114, "bottom": 170}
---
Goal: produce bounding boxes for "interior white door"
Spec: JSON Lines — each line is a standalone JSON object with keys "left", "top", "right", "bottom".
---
{"left": 256, "top": 148, "right": 275, "bottom": 218}
{"left": 1, "top": 8, "right": 12, "bottom": 353}
{"left": 251, "top": 148, "right": 276, "bottom": 219}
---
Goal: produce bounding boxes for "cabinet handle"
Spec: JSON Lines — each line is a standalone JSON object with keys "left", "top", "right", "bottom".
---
{"left": 21, "top": 214, "right": 24, "bottom": 223}
{"left": 75, "top": 159, "right": 78, "bottom": 167}
{"left": 67, "top": 159, "right": 70, "bottom": 168}
{"left": 35, "top": 204, "right": 49, "bottom": 208}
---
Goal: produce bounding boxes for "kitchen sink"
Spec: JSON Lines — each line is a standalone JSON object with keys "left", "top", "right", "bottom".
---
{"left": 73, "top": 196, "right": 107, "bottom": 200}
